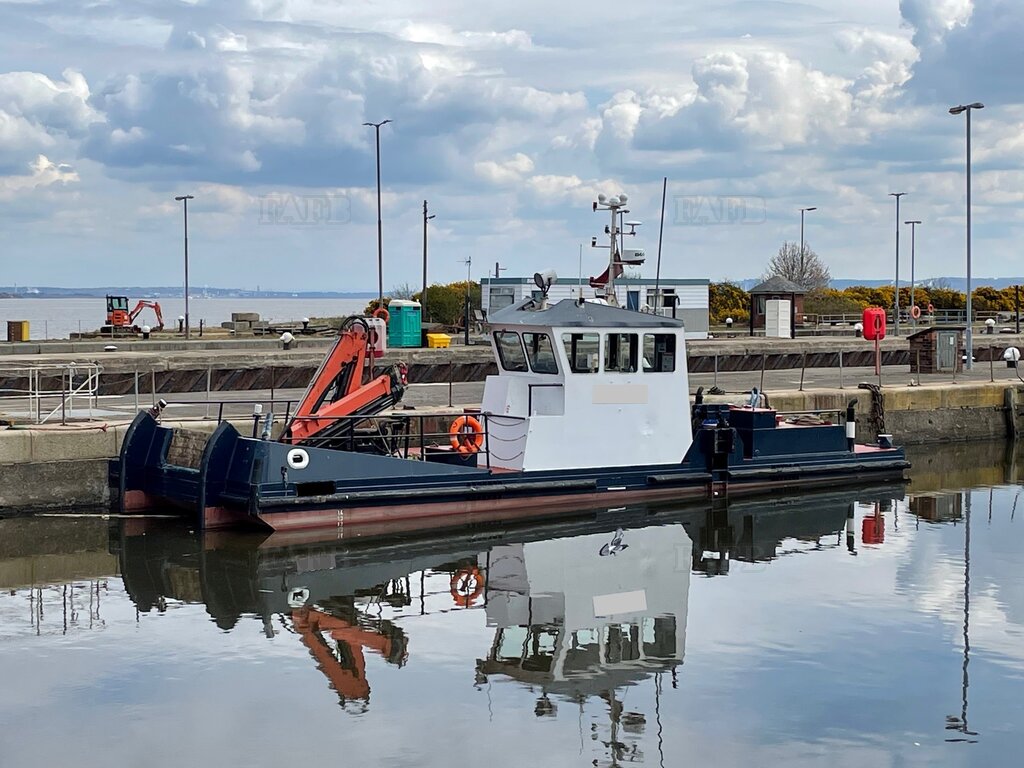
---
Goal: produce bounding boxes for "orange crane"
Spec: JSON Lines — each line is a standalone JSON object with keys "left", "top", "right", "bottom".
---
{"left": 106, "top": 295, "right": 165, "bottom": 331}
{"left": 281, "top": 317, "right": 407, "bottom": 449}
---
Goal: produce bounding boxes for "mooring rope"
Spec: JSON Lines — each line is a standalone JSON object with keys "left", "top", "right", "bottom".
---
{"left": 857, "top": 382, "right": 885, "bottom": 436}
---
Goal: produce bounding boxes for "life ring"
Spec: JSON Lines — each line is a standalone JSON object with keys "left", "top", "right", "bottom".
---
{"left": 450, "top": 566, "right": 484, "bottom": 607}
{"left": 373, "top": 306, "right": 390, "bottom": 323}
{"left": 910, "top": 305, "right": 921, "bottom": 320}
{"left": 449, "top": 415, "right": 484, "bottom": 454}
{"left": 927, "top": 303, "right": 935, "bottom": 314}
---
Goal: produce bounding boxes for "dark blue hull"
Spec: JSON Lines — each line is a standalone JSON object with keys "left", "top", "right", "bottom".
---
{"left": 110, "top": 407, "right": 909, "bottom": 534}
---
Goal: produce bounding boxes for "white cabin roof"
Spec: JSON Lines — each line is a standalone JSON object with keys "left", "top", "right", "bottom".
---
{"left": 487, "top": 298, "right": 685, "bottom": 329}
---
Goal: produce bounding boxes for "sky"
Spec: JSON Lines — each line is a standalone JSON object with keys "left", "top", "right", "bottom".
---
{"left": 0, "top": 0, "right": 1020, "bottom": 292}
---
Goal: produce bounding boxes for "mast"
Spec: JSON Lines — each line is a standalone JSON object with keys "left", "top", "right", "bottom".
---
{"left": 591, "top": 193, "right": 629, "bottom": 306}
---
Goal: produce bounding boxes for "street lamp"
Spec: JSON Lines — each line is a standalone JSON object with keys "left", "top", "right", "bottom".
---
{"left": 799, "top": 206, "right": 817, "bottom": 286}
{"left": 174, "top": 194, "right": 194, "bottom": 340}
{"left": 889, "top": 192, "right": 906, "bottom": 336}
{"left": 949, "top": 102, "right": 984, "bottom": 370}
{"left": 363, "top": 119, "right": 392, "bottom": 311}
{"left": 422, "top": 200, "right": 435, "bottom": 343}
{"left": 905, "top": 220, "right": 921, "bottom": 328}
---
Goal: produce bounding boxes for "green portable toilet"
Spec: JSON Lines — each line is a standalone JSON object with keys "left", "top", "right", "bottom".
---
{"left": 387, "top": 299, "right": 422, "bottom": 347}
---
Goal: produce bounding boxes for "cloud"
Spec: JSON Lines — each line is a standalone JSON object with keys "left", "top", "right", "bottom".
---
{"left": 0, "top": 154, "right": 79, "bottom": 201}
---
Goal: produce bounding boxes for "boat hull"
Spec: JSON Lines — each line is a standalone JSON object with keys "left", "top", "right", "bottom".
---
{"left": 111, "top": 412, "right": 908, "bottom": 539}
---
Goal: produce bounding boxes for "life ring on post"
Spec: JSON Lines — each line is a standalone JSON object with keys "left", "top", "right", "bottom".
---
{"left": 450, "top": 566, "right": 484, "bottom": 607}
{"left": 910, "top": 305, "right": 921, "bottom": 320}
{"left": 449, "top": 415, "right": 484, "bottom": 454}
{"left": 927, "top": 303, "right": 935, "bottom": 315}
{"left": 373, "top": 306, "right": 390, "bottom": 324}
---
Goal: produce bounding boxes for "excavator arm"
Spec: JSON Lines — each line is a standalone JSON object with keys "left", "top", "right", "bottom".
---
{"left": 129, "top": 301, "right": 165, "bottom": 330}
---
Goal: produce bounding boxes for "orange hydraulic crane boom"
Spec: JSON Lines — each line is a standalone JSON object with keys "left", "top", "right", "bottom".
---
{"left": 281, "top": 317, "right": 407, "bottom": 448}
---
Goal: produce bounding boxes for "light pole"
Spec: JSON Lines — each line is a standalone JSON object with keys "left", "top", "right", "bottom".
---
{"left": 174, "top": 194, "right": 194, "bottom": 340}
{"left": 363, "top": 119, "right": 392, "bottom": 310}
{"left": 799, "top": 206, "right": 816, "bottom": 286}
{"left": 905, "top": 220, "right": 921, "bottom": 328}
{"left": 421, "top": 200, "right": 435, "bottom": 338}
{"left": 950, "top": 102, "right": 984, "bottom": 370}
{"left": 889, "top": 192, "right": 906, "bottom": 336}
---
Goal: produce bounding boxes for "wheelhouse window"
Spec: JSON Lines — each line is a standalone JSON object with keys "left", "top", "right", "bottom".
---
{"left": 523, "top": 332, "right": 558, "bottom": 374}
{"left": 562, "top": 333, "right": 600, "bottom": 373}
{"left": 494, "top": 331, "right": 529, "bottom": 372}
{"left": 643, "top": 333, "right": 677, "bottom": 372}
{"left": 604, "top": 333, "right": 639, "bottom": 373}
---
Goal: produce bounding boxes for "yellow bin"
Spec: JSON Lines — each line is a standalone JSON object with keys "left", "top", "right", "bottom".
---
{"left": 6, "top": 320, "right": 29, "bottom": 342}
{"left": 426, "top": 333, "right": 451, "bottom": 349}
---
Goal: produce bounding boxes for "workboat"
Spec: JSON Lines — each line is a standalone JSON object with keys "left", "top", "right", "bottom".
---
{"left": 111, "top": 286, "right": 908, "bottom": 535}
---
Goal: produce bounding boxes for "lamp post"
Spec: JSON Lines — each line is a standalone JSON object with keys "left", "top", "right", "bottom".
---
{"left": 889, "top": 192, "right": 906, "bottom": 336}
{"left": 363, "top": 119, "right": 392, "bottom": 311}
{"left": 949, "top": 102, "right": 984, "bottom": 370}
{"left": 421, "top": 200, "right": 435, "bottom": 344}
{"left": 174, "top": 194, "right": 194, "bottom": 340}
{"left": 905, "top": 220, "right": 921, "bottom": 328}
{"left": 799, "top": 206, "right": 816, "bottom": 286}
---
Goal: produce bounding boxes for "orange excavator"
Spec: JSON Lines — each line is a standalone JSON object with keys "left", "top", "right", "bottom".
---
{"left": 105, "top": 295, "right": 165, "bottom": 331}
{"left": 281, "top": 316, "right": 408, "bottom": 450}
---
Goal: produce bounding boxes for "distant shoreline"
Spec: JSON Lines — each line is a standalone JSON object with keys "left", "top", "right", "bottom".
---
{"left": 0, "top": 292, "right": 376, "bottom": 300}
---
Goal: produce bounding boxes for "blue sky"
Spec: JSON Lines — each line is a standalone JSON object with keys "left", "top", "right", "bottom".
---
{"left": 0, "top": 0, "right": 1019, "bottom": 291}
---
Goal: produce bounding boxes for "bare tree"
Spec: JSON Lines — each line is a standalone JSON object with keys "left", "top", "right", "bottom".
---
{"left": 763, "top": 241, "right": 830, "bottom": 290}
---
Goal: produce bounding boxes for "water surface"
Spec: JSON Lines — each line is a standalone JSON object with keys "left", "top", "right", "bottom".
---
{"left": 2, "top": 444, "right": 1023, "bottom": 767}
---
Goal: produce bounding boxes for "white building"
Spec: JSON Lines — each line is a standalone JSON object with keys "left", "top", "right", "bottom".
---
{"left": 481, "top": 276, "right": 710, "bottom": 339}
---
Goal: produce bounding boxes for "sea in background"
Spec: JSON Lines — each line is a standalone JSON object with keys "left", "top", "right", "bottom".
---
{"left": 0, "top": 297, "right": 371, "bottom": 340}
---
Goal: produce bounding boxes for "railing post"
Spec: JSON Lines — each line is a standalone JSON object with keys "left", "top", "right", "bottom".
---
{"left": 838, "top": 350, "right": 844, "bottom": 389}
{"left": 799, "top": 351, "right": 806, "bottom": 392}
{"left": 713, "top": 354, "right": 718, "bottom": 388}
{"left": 760, "top": 353, "right": 766, "bottom": 393}
{"left": 134, "top": 368, "right": 140, "bottom": 413}
{"left": 205, "top": 366, "right": 212, "bottom": 419}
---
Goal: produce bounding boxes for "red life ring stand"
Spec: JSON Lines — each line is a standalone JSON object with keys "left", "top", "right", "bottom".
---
{"left": 450, "top": 566, "right": 484, "bottom": 607}
{"left": 910, "top": 305, "right": 921, "bottom": 320}
{"left": 373, "top": 306, "right": 390, "bottom": 324}
{"left": 927, "top": 303, "right": 935, "bottom": 315}
{"left": 449, "top": 415, "right": 484, "bottom": 454}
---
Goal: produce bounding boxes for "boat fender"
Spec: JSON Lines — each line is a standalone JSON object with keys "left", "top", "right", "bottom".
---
{"left": 845, "top": 399, "right": 858, "bottom": 450}
{"left": 449, "top": 415, "right": 484, "bottom": 454}
{"left": 450, "top": 567, "right": 484, "bottom": 607}
{"left": 287, "top": 448, "right": 310, "bottom": 470}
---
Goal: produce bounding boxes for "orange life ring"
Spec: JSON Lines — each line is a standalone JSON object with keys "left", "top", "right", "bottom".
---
{"left": 373, "top": 306, "right": 390, "bottom": 323}
{"left": 449, "top": 415, "right": 484, "bottom": 454}
{"left": 927, "top": 303, "right": 935, "bottom": 314}
{"left": 910, "top": 305, "right": 921, "bottom": 320}
{"left": 450, "top": 566, "right": 484, "bottom": 607}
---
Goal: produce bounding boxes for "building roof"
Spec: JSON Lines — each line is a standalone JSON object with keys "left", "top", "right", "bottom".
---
{"left": 487, "top": 298, "right": 686, "bottom": 329}
{"left": 749, "top": 276, "right": 806, "bottom": 294}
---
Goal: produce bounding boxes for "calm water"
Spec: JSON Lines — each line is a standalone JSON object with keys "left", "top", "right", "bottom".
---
{"left": 0, "top": 297, "right": 369, "bottom": 340}
{"left": 2, "top": 442, "right": 1023, "bottom": 767}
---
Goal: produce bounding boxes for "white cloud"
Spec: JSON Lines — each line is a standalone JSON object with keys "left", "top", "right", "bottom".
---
{"left": 0, "top": 154, "right": 79, "bottom": 200}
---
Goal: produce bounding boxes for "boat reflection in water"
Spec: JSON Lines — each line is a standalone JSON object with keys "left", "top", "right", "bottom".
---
{"left": 113, "top": 485, "right": 894, "bottom": 724}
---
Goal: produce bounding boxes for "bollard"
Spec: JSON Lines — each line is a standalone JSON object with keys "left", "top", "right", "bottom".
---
{"left": 845, "top": 399, "right": 858, "bottom": 451}
{"left": 141, "top": 324, "right": 151, "bottom": 340}
{"left": 199, "top": 319, "right": 205, "bottom": 338}
{"left": 280, "top": 332, "right": 294, "bottom": 350}
{"left": 178, "top": 316, "right": 185, "bottom": 334}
